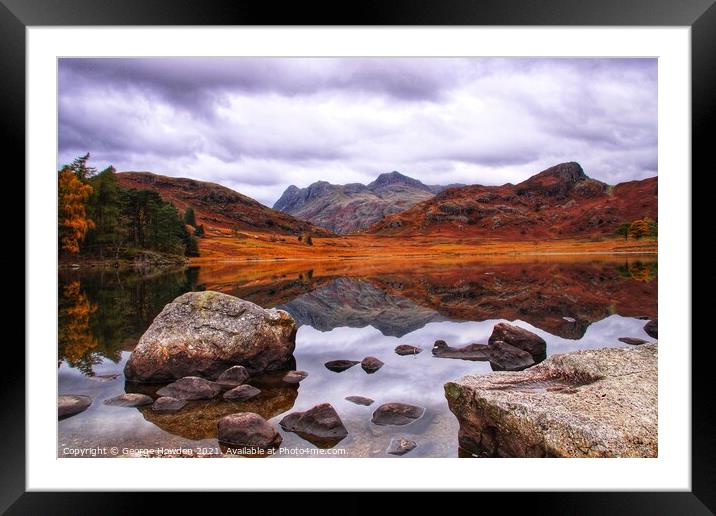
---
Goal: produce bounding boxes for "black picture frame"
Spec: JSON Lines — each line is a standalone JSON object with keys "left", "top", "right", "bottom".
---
{"left": 5, "top": 0, "right": 710, "bottom": 513}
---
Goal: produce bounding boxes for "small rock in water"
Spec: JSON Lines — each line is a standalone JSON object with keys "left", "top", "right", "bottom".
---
{"left": 58, "top": 394, "right": 92, "bottom": 420}
{"left": 217, "top": 412, "right": 282, "bottom": 449}
{"left": 432, "top": 340, "right": 491, "bottom": 361}
{"left": 345, "top": 395, "right": 374, "bottom": 406}
{"left": 644, "top": 319, "right": 658, "bottom": 339}
{"left": 152, "top": 396, "right": 187, "bottom": 411}
{"left": 562, "top": 317, "right": 576, "bottom": 323}
{"left": 372, "top": 403, "right": 425, "bottom": 426}
{"left": 395, "top": 344, "right": 422, "bottom": 356}
{"left": 635, "top": 315, "right": 651, "bottom": 320}
{"left": 619, "top": 337, "right": 650, "bottom": 346}
{"left": 387, "top": 438, "right": 417, "bottom": 456}
{"left": 361, "top": 356, "right": 384, "bottom": 373}
{"left": 104, "top": 393, "right": 154, "bottom": 407}
{"left": 283, "top": 370, "right": 308, "bottom": 383}
{"left": 216, "top": 365, "right": 250, "bottom": 387}
{"left": 324, "top": 360, "right": 359, "bottom": 372}
{"left": 87, "top": 373, "right": 120, "bottom": 382}
{"left": 279, "top": 403, "right": 348, "bottom": 447}
{"left": 488, "top": 322, "right": 547, "bottom": 361}
{"left": 156, "top": 376, "right": 223, "bottom": 400}
{"left": 224, "top": 384, "right": 261, "bottom": 401}
{"left": 489, "top": 341, "right": 536, "bottom": 372}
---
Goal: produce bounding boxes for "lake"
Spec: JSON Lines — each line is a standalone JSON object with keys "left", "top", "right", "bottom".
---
{"left": 58, "top": 255, "right": 657, "bottom": 458}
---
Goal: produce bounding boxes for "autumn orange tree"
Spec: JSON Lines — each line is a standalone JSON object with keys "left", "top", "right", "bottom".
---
{"left": 58, "top": 166, "right": 94, "bottom": 254}
{"left": 628, "top": 218, "right": 653, "bottom": 240}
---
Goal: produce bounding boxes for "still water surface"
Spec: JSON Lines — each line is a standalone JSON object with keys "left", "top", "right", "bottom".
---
{"left": 58, "top": 256, "right": 657, "bottom": 458}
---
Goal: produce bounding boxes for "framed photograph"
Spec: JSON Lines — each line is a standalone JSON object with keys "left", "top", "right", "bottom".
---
{"left": 8, "top": 0, "right": 710, "bottom": 511}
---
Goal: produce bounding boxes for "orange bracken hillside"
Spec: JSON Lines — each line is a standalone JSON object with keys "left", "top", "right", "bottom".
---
{"left": 368, "top": 162, "right": 657, "bottom": 240}
{"left": 117, "top": 171, "right": 331, "bottom": 236}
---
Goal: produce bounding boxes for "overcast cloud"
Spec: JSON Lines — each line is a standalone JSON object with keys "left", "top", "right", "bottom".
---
{"left": 58, "top": 58, "right": 657, "bottom": 207}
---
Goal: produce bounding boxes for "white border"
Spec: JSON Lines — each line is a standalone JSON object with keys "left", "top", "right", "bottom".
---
{"left": 27, "top": 27, "right": 690, "bottom": 491}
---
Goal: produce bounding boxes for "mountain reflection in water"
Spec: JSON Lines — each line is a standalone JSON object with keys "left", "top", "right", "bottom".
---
{"left": 58, "top": 255, "right": 657, "bottom": 458}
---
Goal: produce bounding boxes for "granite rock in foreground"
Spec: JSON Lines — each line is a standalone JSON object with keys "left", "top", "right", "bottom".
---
{"left": 445, "top": 343, "right": 657, "bottom": 458}
{"left": 124, "top": 291, "right": 297, "bottom": 382}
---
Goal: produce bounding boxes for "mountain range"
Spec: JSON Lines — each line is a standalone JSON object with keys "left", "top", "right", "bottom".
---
{"left": 368, "top": 162, "right": 657, "bottom": 239}
{"left": 273, "top": 171, "right": 463, "bottom": 234}
{"left": 116, "top": 162, "right": 656, "bottom": 242}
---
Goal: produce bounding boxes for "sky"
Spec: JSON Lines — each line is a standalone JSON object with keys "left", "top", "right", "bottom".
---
{"left": 58, "top": 57, "right": 657, "bottom": 207}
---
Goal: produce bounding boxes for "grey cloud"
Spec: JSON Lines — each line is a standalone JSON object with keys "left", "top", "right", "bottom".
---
{"left": 58, "top": 57, "right": 657, "bottom": 206}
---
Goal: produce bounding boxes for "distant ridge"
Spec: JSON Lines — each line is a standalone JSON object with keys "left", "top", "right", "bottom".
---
{"left": 273, "top": 171, "right": 463, "bottom": 234}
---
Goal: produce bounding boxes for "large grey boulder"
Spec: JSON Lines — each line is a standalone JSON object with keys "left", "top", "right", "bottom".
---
{"left": 125, "top": 291, "right": 297, "bottom": 382}
{"left": 445, "top": 343, "right": 658, "bottom": 458}
{"left": 58, "top": 395, "right": 92, "bottom": 420}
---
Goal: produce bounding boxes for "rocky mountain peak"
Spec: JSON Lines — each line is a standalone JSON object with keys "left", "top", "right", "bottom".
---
{"left": 368, "top": 171, "right": 429, "bottom": 191}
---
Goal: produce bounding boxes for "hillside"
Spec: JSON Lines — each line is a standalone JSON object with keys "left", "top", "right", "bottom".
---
{"left": 273, "top": 171, "right": 462, "bottom": 234}
{"left": 117, "top": 171, "right": 330, "bottom": 236}
{"left": 368, "top": 162, "right": 657, "bottom": 239}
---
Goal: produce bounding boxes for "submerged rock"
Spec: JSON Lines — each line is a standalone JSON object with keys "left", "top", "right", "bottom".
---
{"left": 103, "top": 393, "right": 154, "bottom": 407}
{"left": 489, "top": 341, "right": 536, "bottom": 371}
{"left": 618, "top": 337, "right": 650, "bottom": 345}
{"left": 279, "top": 403, "right": 348, "bottom": 447}
{"left": 324, "top": 360, "right": 359, "bottom": 372}
{"left": 124, "top": 291, "right": 297, "bottom": 383}
{"left": 371, "top": 403, "right": 425, "bottom": 426}
{"left": 445, "top": 343, "right": 658, "bottom": 458}
{"left": 488, "top": 322, "right": 547, "bottom": 361}
{"left": 58, "top": 395, "right": 92, "bottom": 420}
{"left": 156, "top": 376, "right": 223, "bottom": 400}
{"left": 283, "top": 370, "right": 308, "bottom": 383}
{"left": 224, "top": 384, "right": 261, "bottom": 401}
{"left": 395, "top": 344, "right": 422, "bottom": 355}
{"left": 361, "top": 356, "right": 384, "bottom": 373}
{"left": 217, "top": 412, "right": 282, "bottom": 449}
{"left": 345, "top": 395, "right": 374, "bottom": 406}
{"left": 432, "top": 340, "right": 490, "bottom": 361}
{"left": 216, "top": 365, "right": 250, "bottom": 387}
{"left": 386, "top": 438, "right": 417, "bottom": 456}
{"left": 644, "top": 319, "right": 658, "bottom": 339}
{"left": 152, "top": 396, "right": 187, "bottom": 412}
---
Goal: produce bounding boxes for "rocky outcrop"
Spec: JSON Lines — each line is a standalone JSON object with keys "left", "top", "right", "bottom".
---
{"left": 445, "top": 343, "right": 658, "bottom": 457}
{"left": 217, "top": 412, "right": 282, "bottom": 449}
{"left": 156, "top": 377, "right": 223, "bottom": 400}
{"left": 124, "top": 291, "right": 297, "bottom": 382}
{"left": 371, "top": 403, "right": 425, "bottom": 426}
{"left": 58, "top": 395, "right": 92, "bottom": 420}
{"left": 279, "top": 403, "right": 348, "bottom": 447}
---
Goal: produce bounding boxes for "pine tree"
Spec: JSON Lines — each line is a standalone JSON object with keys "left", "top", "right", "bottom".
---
{"left": 69, "top": 153, "right": 97, "bottom": 180}
{"left": 58, "top": 167, "right": 95, "bottom": 254}
{"left": 183, "top": 206, "right": 196, "bottom": 227}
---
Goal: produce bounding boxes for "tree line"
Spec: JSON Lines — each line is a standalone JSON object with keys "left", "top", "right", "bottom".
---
{"left": 58, "top": 154, "right": 200, "bottom": 259}
{"left": 615, "top": 217, "right": 658, "bottom": 241}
